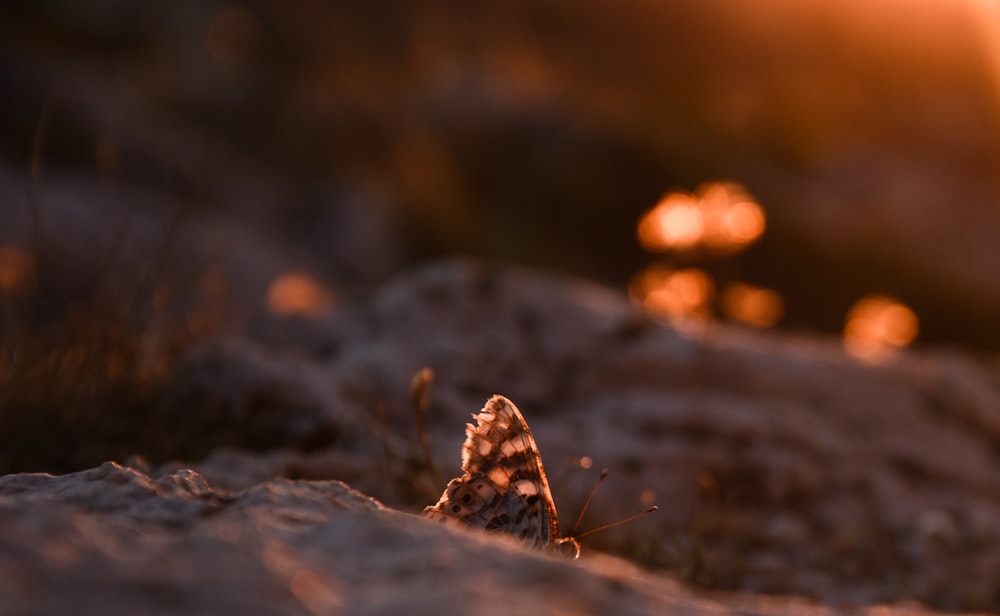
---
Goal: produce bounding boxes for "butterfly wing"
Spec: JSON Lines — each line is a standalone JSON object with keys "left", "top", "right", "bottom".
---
{"left": 423, "top": 395, "right": 562, "bottom": 548}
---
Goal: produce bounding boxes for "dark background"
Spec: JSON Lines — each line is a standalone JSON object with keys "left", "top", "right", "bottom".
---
{"left": 2, "top": 0, "right": 1000, "bottom": 348}
{"left": 2, "top": 0, "right": 1000, "bottom": 475}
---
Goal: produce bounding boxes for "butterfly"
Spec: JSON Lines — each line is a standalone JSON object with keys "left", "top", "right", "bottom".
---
{"left": 423, "top": 394, "right": 583, "bottom": 557}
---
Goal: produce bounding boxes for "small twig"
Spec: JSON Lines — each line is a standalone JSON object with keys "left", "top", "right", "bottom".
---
{"left": 409, "top": 367, "right": 442, "bottom": 490}
{"left": 27, "top": 90, "right": 54, "bottom": 301}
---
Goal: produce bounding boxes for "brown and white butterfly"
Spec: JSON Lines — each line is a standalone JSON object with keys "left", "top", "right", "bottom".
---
{"left": 425, "top": 393, "right": 660, "bottom": 559}
{"left": 423, "top": 394, "right": 584, "bottom": 557}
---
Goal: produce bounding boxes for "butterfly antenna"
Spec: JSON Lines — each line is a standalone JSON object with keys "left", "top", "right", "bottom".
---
{"left": 569, "top": 468, "right": 658, "bottom": 541}
{"left": 569, "top": 468, "right": 609, "bottom": 537}
{"left": 574, "top": 506, "right": 658, "bottom": 541}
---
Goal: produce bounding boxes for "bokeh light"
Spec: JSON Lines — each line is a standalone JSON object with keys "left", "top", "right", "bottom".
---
{"left": 266, "top": 272, "right": 335, "bottom": 317}
{"left": 843, "top": 295, "right": 919, "bottom": 362}
{"left": 637, "top": 194, "right": 704, "bottom": 251}
{"left": 0, "top": 245, "right": 35, "bottom": 298}
{"left": 637, "top": 182, "right": 765, "bottom": 254}
{"left": 720, "top": 200, "right": 767, "bottom": 246}
{"left": 721, "top": 282, "right": 784, "bottom": 328}
{"left": 629, "top": 265, "right": 713, "bottom": 325}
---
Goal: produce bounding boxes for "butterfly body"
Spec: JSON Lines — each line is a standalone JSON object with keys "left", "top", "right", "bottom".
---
{"left": 424, "top": 395, "right": 580, "bottom": 557}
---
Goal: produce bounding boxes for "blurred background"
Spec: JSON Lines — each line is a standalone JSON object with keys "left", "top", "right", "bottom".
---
{"left": 1, "top": 0, "right": 1000, "bottom": 470}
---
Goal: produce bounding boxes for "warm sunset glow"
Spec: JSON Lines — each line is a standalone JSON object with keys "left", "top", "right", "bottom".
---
{"left": 967, "top": 0, "right": 1000, "bottom": 114}
{"left": 721, "top": 282, "right": 784, "bottom": 328}
{"left": 0, "top": 245, "right": 34, "bottom": 297}
{"left": 637, "top": 182, "right": 765, "bottom": 254}
{"left": 290, "top": 569, "right": 344, "bottom": 612}
{"left": 267, "top": 272, "right": 335, "bottom": 317}
{"left": 843, "top": 295, "right": 919, "bottom": 362}
{"left": 629, "top": 265, "right": 713, "bottom": 324}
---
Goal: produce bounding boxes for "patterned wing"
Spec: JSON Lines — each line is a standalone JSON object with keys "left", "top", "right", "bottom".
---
{"left": 423, "top": 395, "right": 562, "bottom": 549}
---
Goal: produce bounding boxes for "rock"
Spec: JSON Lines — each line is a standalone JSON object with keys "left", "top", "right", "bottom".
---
{"left": 0, "top": 461, "right": 945, "bottom": 615}
{"left": 150, "top": 259, "right": 1000, "bottom": 612}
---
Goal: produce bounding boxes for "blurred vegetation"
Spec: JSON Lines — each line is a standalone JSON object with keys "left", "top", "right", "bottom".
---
{"left": 0, "top": 233, "right": 230, "bottom": 473}
{"left": 0, "top": 300, "right": 168, "bottom": 474}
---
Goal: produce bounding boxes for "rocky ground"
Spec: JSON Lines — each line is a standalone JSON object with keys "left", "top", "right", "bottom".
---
{"left": 3, "top": 259, "right": 1000, "bottom": 614}
{"left": 0, "top": 462, "right": 960, "bottom": 616}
